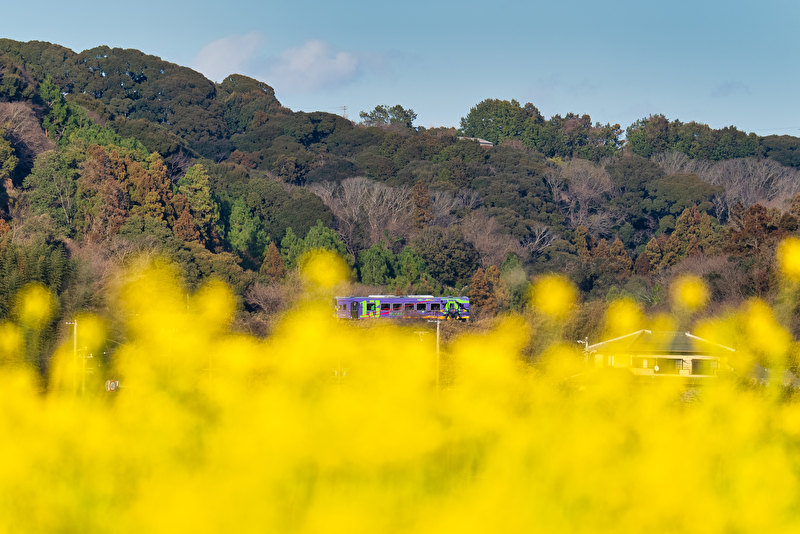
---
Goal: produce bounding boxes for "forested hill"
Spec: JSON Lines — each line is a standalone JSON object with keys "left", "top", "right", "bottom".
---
{"left": 3, "top": 37, "right": 800, "bottom": 373}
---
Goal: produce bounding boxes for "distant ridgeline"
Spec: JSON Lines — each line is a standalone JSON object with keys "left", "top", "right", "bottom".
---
{"left": 3, "top": 37, "right": 800, "bottom": 355}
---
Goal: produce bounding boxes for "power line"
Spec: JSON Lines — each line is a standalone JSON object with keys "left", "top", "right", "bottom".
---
{"left": 750, "top": 126, "right": 800, "bottom": 132}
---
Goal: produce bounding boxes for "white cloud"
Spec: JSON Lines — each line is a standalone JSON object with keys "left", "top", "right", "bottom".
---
{"left": 268, "top": 40, "right": 361, "bottom": 93}
{"left": 192, "top": 33, "right": 378, "bottom": 94}
{"left": 190, "top": 32, "right": 265, "bottom": 83}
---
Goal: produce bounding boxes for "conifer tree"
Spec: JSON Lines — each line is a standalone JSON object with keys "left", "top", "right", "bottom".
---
{"left": 660, "top": 233, "right": 681, "bottom": 268}
{"left": 575, "top": 225, "right": 591, "bottom": 262}
{"left": 609, "top": 238, "right": 633, "bottom": 274}
{"left": 260, "top": 241, "right": 286, "bottom": 279}
{"left": 634, "top": 253, "right": 650, "bottom": 275}
{"left": 411, "top": 181, "right": 433, "bottom": 228}
{"left": 592, "top": 238, "right": 610, "bottom": 259}
{"left": 644, "top": 237, "right": 662, "bottom": 271}
{"left": 484, "top": 264, "right": 509, "bottom": 312}
{"left": 174, "top": 207, "right": 200, "bottom": 242}
{"left": 178, "top": 164, "right": 220, "bottom": 247}
{"left": 468, "top": 267, "right": 495, "bottom": 318}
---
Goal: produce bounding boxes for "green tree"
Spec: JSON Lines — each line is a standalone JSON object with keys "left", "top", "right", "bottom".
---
{"left": 39, "top": 75, "right": 70, "bottom": 141}
{"left": 24, "top": 150, "right": 77, "bottom": 233}
{"left": 412, "top": 226, "right": 479, "bottom": 288}
{"left": 459, "top": 99, "right": 542, "bottom": 145}
{"left": 227, "top": 197, "right": 265, "bottom": 263}
{"left": 280, "top": 221, "right": 352, "bottom": 271}
{"left": 177, "top": 164, "right": 220, "bottom": 247}
{"left": 359, "top": 104, "right": 417, "bottom": 129}
{"left": 358, "top": 242, "right": 395, "bottom": 286}
{"left": 0, "top": 127, "right": 17, "bottom": 183}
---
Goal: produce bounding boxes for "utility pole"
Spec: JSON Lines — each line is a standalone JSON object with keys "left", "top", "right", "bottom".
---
{"left": 435, "top": 319, "right": 440, "bottom": 396}
{"left": 65, "top": 319, "right": 79, "bottom": 394}
{"left": 425, "top": 320, "right": 441, "bottom": 396}
{"left": 342, "top": 105, "right": 347, "bottom": 120}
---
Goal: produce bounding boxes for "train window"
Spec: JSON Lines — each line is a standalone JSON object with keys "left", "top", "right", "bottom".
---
{"left": 431, "top": 303, "right": 441, "bottom": 311}
{"left": 416, "top": 303, "right": 426, "bottom": 311}
{"left": 381, "top": 303, "right": 390, "bottom": 311}
{"left": 405, "top": 303, "right": 414, "bottom": 310}
{"left": 392, "top": 303, "right": 402, "bottom": 310}
{"left": 366, "top": 303, "right": 376, "bottom": 311}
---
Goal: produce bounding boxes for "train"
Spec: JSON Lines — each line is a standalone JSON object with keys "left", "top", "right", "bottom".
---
{"left": 334, "top": 295, "right": 470, "bottom": 321}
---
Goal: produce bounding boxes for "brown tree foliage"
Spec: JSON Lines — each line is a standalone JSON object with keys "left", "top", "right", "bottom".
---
{"left": 174, "top": 207, "right": 200, "bottom": 242}
{"left": 77, "top": 146, "right": 131, "bottom": 240}
{"left": 725, "top": 203, "right": 789, "bottom": 260}
{"left": 467, "top": 267, "right": 495, "bottom": 318}
{"left": 411, "top": 181, "right": 433, "bottom": 228}
{"left": 260, "top": 241, "right": 286, "bottom": 279}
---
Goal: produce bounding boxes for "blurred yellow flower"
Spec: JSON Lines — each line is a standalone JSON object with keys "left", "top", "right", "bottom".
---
{"left": 778, "top": 237, "right": 800, "bottom": 281}
{"left": 530, "top": 274, "right": 576, "bottom": 318}
{"left": 673, "top": 275, "right": 708, "bottom": 311}
{"left": 16, "top": 284, "right": 53, "bottom": 329}
{"left": 299, "top": 249, "right": 349, "bottom": 288}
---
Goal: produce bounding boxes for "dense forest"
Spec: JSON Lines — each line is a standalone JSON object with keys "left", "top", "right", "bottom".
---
{"left": 3, "top": 38, "right": 800, "bottom": 375}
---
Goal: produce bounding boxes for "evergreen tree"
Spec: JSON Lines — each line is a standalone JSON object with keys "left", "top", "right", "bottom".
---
{"left": 174, "top": 207, "right": 200, "bottom": 242}
{"left": 575, "top": 225, "right": 591, "bottom": 262}
{"left": 358, "top": 241, "right": 395, "bottom": 286}
{"left": 484, "top": 265, "right": 509, "bottom": 313}
{"left": 177, "top": 164, "right": 220, "bottom": 247}
{"left": 280, "top": 228, "right": 303, "bottom": 269}
{"left": 634, "top": 253, "right": 650, "bottom": 275}
{"left": 468, "top": 267, "right": 495, "bottom": 318}
{"left": 644, "top": 238, "right": 663, "bottom": 271}
{"left": 592, "top": 238, "right": 610, "bottom": 259}
{"left": 411, "top": 181, "right": 433, "bottom": 228}
{"left": 39, "top": 75, "right": 70, "bottom": 140}
{"left": 227, "top": 197, "right": 264, "bottom": 261}
{"left": 608, "top": 238, "right": 633, "bottom": 274}
{"left": 260, "top": 241, "right": 286, "bottom": 279}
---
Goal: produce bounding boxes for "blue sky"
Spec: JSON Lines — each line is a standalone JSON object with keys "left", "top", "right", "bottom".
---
{"left": 3, "top": 0, "right": 799, "bottom": 136}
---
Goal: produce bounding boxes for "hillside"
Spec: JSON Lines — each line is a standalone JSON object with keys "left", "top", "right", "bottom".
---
{"left": 2, "top": 38, "right": 800, "bottom": 373}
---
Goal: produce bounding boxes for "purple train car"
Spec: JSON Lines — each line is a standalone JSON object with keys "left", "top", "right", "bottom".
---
{"left": 334, "top": 295, "right": 470, "bottom": 321}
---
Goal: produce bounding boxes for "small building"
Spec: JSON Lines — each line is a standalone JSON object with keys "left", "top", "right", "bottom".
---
{"left": 457, "top": 136, "right": 493, "bottom": 149}
{"left": 586, "top": 330, "right": 735, "bottom": 378}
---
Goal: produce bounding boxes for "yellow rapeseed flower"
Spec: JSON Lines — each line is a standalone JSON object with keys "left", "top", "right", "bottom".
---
{"left": 778, "top": 237, "right": 800, "bottom": 281}
{"left": 672, "top": 274, "right": 709, "bottom": 311}
{"left": 16, "top": 283, "right": 53, "bottom": 329}
{"left": 530, "top": 274, "right": 576, "bottom": 318}
{"left": 299, "top": 249, "right": 349, "bottom": 288}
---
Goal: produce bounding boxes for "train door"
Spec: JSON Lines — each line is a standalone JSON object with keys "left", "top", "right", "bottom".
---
{"left": 350, "top": 301, "right": 359, "bottom": 319}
